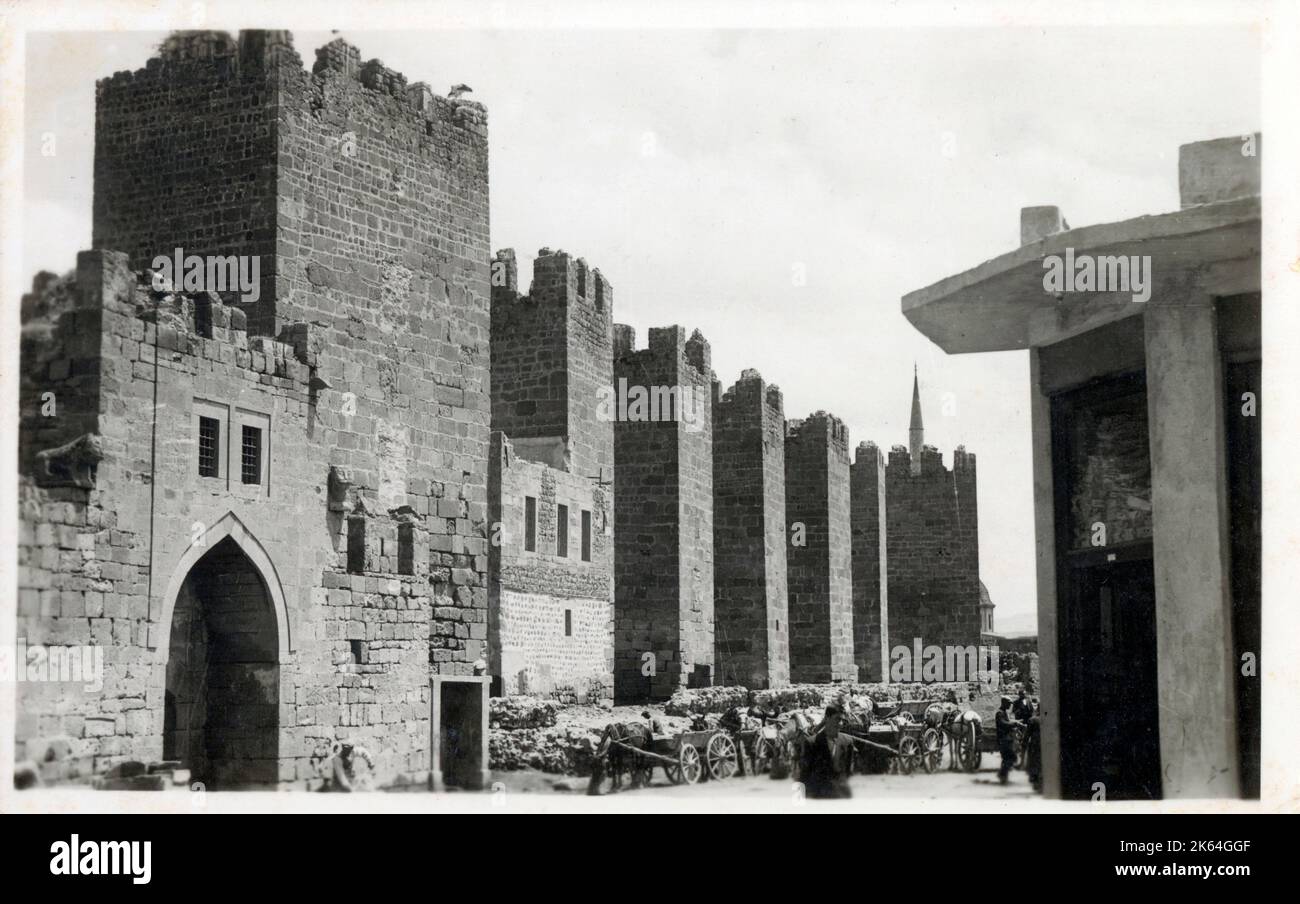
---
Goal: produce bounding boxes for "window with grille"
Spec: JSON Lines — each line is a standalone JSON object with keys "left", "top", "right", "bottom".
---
{"left": 556, "top": 504, "right": 569, "bottom": 557}
{"left": 198, "top": 416, "right": 220, "bottom": 477}
{"left": 581, "top": 510, "right": 592, "bottom": 562}
{"left": 241, "top": 425, "right": 262, "bottom": 484}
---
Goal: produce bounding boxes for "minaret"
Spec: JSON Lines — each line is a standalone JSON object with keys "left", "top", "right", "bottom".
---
{"left": 908, "top": 364, "right": 924, "bottom": 475}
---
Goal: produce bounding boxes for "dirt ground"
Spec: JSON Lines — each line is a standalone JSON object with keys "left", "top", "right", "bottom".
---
{"left": 488, "top": 761, "right": 1041, "bottom": 800}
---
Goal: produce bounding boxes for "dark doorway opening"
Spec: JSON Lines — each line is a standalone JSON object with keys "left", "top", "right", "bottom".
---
{"left": 1225, "top": 358, "right": 1261, "bottom": 799}
{"left": 163, "top": 536, "right": 280, "bottom": 789}
{"left": 438, "top": 681, "right": 484, "bottom": 789}
{"left": 1053, "top": 374, "right": 1162, "bottom": 800}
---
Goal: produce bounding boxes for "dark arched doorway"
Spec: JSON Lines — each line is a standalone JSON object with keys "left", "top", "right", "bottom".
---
{"left": 163, "top": 536, "right": 280, "bottom": 788}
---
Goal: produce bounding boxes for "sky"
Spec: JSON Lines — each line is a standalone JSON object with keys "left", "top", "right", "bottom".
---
{"left": 22, "top": 26, "right": 1261, "bottom": 636}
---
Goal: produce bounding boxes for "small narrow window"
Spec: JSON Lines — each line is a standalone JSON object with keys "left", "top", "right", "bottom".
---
{"left": 556, "top": 504, "right": 569, "bottom": 557}
{"left": 347, "top": 517, "right": 366, "bottom": 574}
{"left": 524, "top": 496, "right": 537, "bottom": 552}
{"left": 564, "top": 609, "right": 572, "bottom": 637}
{"left": 198, "top": 416, "right": 220, "bottom": 478}
{"left": 581, "top": 510, "right": 592, "bottom": 562}
{"left": 241, "top": 425, "right": 262, "bottom": 484}
{"left": 398, "top": 522, "right": 415, "bottom": 575}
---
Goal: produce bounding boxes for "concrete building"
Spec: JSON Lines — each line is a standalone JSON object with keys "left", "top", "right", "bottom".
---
{"left": 901, "top": 134, "right": 1261, "bottom": 799}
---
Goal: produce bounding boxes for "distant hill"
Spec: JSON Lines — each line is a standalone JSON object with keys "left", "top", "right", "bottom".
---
{"left": 993, "top": 610, "right": 1038, "bottom": 637}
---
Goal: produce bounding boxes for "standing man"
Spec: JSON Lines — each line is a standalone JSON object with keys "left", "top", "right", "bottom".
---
{"left": 1024, "top": 708, "right": 1043, "bottom": 792}
{"left": 994, "top": 696, "right": 1021, "bottom": 784}
{"left": 800, "top": 703, "right": 855, "bottom": 798}
{"left": 1011, "top": 689, "right": 1033, "bottom": 767}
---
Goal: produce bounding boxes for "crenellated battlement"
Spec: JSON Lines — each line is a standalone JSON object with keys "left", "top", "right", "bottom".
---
{"left": 786, "top": 410, "right": 850, "bottom": 456}
{"left": 491, "top": 248, "right": 613, "bottom": 318}
{"left": 615, "top": 324, "right": 713, "bottom": 381}
{"left": 853, "top": 440, "right": 885, "bottom": 468}
{"left": 124, "top": 260, "right": 315, "bottom": 384}
{"left": 886, "top": 442, "right": 977, "bottom": 477}
{"left": 98, "top": 31, "right": 486, "bottom": 154}
{"left": 716, "top": 368, "right": 784, "bottom": 419}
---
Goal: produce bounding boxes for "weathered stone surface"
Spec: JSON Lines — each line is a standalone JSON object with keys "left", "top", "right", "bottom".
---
{"left": 712, "top": 371, "right": 789, "bottom": 690}
{"left": 19, "top": 30, "right": 489, "bottom": 790}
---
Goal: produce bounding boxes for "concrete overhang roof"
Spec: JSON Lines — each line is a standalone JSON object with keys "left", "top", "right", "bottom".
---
{"left": 902, "top": 195, "right": 1260, "bottom": 354}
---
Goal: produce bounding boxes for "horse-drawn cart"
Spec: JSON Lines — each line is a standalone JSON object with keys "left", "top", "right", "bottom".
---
{"left": 589, "top": 722, "right": 740, "bottom": 793}
{"left": 646, "top": 728, "right": 739, "bottom": 784}
{"left": 839, "top": 711, "right": 943, "bottom": 775}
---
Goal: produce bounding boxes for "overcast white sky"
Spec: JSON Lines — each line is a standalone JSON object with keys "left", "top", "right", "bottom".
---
{"left": 22, "top": 26, "right": 1260, "bottom": 635}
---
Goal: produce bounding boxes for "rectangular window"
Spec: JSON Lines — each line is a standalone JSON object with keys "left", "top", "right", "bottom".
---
{"left": 198, "top": 416, "right": 220, "bottom": 478}
{"left": 398, "top": 522, "right": 415, "bottom": 575}
{"left": 524, "top": 496, "right": 537, "bottom": 552}
{"left": 556, "top": 504, "right": 569, "bottom": 557}
{"left": 565, "top": 609, "right": 572, "bottom": 637}
{"left": 241, "top": 425, "right": 262, "bottom": 484}
{"left": 581, "top": 510, "right": 592, "bottom": 562}
{"left": 347, "top": 517, "right": 366, "bottom": 574}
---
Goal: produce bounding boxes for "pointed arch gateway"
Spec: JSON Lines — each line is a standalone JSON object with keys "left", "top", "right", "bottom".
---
{"left": 156, "top": 513, "right": 291, "bottom": 789}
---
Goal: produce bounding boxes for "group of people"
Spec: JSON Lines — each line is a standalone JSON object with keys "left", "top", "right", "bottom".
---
{"left": 995, "top": 689, "right": 1042, "bottom": 790}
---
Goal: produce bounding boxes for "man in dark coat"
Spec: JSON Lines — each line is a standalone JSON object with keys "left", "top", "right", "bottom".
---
{"left": 800, "top": 703, "right": 855, "bottom": 799}
{"left": 995, "top": 696, "right": 1022, "bottom": 784}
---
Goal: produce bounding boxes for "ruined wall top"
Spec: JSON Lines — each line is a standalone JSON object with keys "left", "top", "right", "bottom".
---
{"left": 613, "top": 324, "right": 712, "bottom": 380}
{"left": 786, "top": 410, "right": 850, "bottom": 457}
{"left": 491, "top": 248, "right": 612, "bottom": 316}
{"left": 716, "top": 368, "right": 784, "bottom": 417}
{"left": 100, "top": 30, "right": 486, "bottom": 141}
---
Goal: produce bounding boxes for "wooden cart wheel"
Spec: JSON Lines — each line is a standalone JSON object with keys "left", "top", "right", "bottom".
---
{"left": 751, "top": 737, "right": 775, "bottom": 775}
{"left": 634, "top": 755, "right": 655, "bottom": 788}
{"left": 664, "top": 755, "right": 683, "bottom": 785}
{"left": 679, "top": 742, "right": 703, "bottom": 784}
{"left": 707, "top": 733, "right": 738, "bottom": 781}
{"left": 921, "top": 728, "right": 944, "bottom": 774}
{"left": 958, "top": 725, "right": 982, "bottom": 773}
{"left": 897, "top": 736, "right": 921, "bottom": 775}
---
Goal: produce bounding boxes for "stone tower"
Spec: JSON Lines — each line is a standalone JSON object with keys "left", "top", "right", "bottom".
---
{"left": 850, "top": 441, "right": 889, "bottom": 682}
{"left": 489, "top": 248, "right": 614, "bottom": 481}
{"left": 21, "top": 30, "right": 495, "bottom": 788}
{"left": 784, "top": 412, "right": 858, "bottom": 684}
{"left": 487, "top": 249, "right": 615, "bottom": 701}
{"left": 885, "top": 370, "right": 981, "bottom": 655}
{"left": 712, "top": 370, "right": 790, "bottom": 690}
{"left": 612, "top": 326, "right": 715, "bottom": 702}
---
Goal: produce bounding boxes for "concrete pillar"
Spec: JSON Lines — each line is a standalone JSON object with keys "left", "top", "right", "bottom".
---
{"left": 1144, "top": 296, "right": 1239, "bottom": 798}
{"left": 1028, "top": 348, "right": 1062, "bottom": 799}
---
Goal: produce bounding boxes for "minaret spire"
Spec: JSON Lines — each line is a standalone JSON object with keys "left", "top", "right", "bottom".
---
{"left": 909, "top": 363, "right": 924, "bottom": 474}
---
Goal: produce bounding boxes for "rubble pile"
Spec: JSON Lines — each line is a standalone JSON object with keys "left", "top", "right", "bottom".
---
{"left": 489, "top": 696, "right": 562, "bottom": 730}
{"left": 489, "top": 724, "right": 602, "bottom": 775}
{"left": 663, "top": 685, "right": 750, "bottom": 715}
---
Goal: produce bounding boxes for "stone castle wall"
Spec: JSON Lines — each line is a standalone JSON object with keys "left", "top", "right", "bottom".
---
{"left": 850, "top": 441, "right": 889, "bottom": 682}
{"left": 487, "top": 433, "right": 613, "bottom": 701}
{"left": 712, "top": 370, "right": 789, "bottom": 689}
{"left": 885, "top": 444, "right": 981, "bottom": 654}
{"left": 20, "top": 30, "right": 490, "bottom": 789}
{"left": 611, "top": 326, "right": 714, "bottom": 702}
{"left": 784, "top": 413, "right": 858, "bottom": 684}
